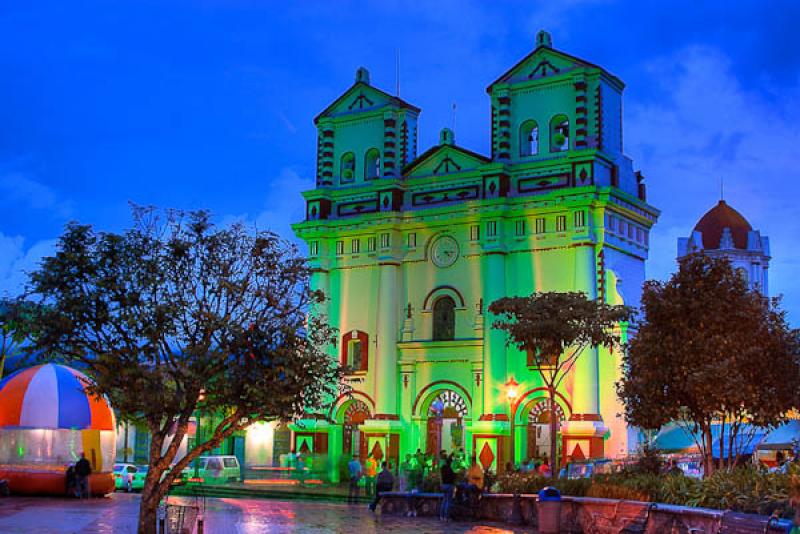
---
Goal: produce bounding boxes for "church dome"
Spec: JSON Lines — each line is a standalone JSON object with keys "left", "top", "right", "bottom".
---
{"left": 693, "top": 200, "right": 752, "bottom": 250}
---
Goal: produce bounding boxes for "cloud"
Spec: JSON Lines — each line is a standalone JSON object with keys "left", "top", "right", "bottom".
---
{"left": 0, "top": 172, "right": 73, "bottom": 218}
{"left": 221, "top": 167, "right": 313, "bottom": 246}
{"left": 0, "top": 233, "right": 56, "bottom": 298}
{"left": 626, "top": 45, "right": 800, "bottom": 320}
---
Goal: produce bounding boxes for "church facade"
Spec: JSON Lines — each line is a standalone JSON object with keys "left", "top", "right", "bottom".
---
{"left": 292, "top": 31, "right": 659, "bottom": 479}
{"left": 678, "top": 200, "right": 770, "bottom": 294}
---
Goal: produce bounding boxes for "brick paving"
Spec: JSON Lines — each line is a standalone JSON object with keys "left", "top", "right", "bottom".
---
{"left": 0, "top": 493, "right": 530, "bottom": 533}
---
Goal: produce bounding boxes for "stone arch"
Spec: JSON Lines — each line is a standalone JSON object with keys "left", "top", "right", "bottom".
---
{"left": 511, "top": 387, "right": 571, "bottom": 425}
{"left": 329, "top": 391, "right": 376, "bottom": 423}
{"left": 422, "top": 285, "right": 466, "bottom": 311}
{"left": 412, "top": 380, "right": 472, "bottom": 418}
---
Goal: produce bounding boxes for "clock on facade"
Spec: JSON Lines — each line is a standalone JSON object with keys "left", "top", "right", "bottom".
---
{"left": 431, "top": 235, "right": 459, "bottom": 268}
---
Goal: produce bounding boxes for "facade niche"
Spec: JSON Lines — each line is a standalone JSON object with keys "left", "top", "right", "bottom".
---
{"left": 550, "top": 115, "right": 570, "bottom": 152}
{"left": 364, "top": 148, "right": 381, "bottom": 179}
{"left": 340, "top": 152, "right": 355, "bottom": 182}
{"left": 519, "top": 120, "right": 539, "bottom": 157}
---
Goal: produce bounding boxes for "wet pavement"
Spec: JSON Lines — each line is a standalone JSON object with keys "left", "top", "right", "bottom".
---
{"left": 0, "top": 493, "right": 530, "bottom": 533}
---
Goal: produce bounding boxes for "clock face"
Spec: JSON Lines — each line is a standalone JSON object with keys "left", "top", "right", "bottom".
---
{"left": 431, "top": 235, "right": 459, "bottom": 268}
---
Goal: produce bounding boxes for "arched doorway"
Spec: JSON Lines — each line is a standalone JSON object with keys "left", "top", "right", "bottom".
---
{"left": 523, "top": 398, "right": 565, "bottom": 463}
{"left": 342, "top": 400, "right": 371, "bottom": 459}
{"left": 425, "top": 390, "right": 468, "bottom": 456}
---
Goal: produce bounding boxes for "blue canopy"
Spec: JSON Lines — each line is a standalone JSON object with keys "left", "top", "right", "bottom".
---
{"left": 653, "top": 423, "right": 766, "bottom": 457}
{"left": 759, "top": 420, "right": 800, "bottom": 450}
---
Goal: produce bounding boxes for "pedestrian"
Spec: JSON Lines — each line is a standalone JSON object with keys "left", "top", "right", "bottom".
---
{"left": 296, "top": 454, "right": 306, "bottom": 485}
{"left": 74, "top": 452, "right": 92, "bottom": 499}
{"left": 369, "top": 461, "right": 395, "bottom": 512}
{"left": 538, "top": 460, "right": 552, "bottom": 478}
{"left": 364, "top": 453, "right": 378, "bottom": 498}
{"left": 65, "top": 465, "right": 76, "bottom": 497}
{"left": 399, "top": 454, "right": 412, "bottom": 492}
{"left": 439, "top": 456, "right": 456, "bottom": 521}
{"left": 347, "top": 454, "right": 362, "bottom": 504}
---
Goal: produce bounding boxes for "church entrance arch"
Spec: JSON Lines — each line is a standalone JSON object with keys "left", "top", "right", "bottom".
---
{"left": 520, "top": 397, "right": 566, "bottom": 463}
{"left": 422, "top": 389, "right": 469, "bottom": 457}
{"left": 340, "top": 400, "right": 371, "bottom": 459}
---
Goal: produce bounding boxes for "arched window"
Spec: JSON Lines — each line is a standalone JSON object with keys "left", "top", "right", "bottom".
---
{"left": 432, "top": 296, "right": 456, "bottom": 341}
{"left": 341, "top": 330, "right": 368, "bottom": 372}
{"left": 364, "top": 148, "right": 380, "bottom": 180}
{"left": 340, "top": 152, "right": 355, "bottom": 182}
{"left": 550, "top": 115, "right": 570, "bottom": 152}
{"left": 519, "top": 120, "right": 539, "bottom": 157}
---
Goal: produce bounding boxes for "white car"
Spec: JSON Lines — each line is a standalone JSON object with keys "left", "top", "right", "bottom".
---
{"left": 113, "top": 463, "right": 138, "bottom": 491}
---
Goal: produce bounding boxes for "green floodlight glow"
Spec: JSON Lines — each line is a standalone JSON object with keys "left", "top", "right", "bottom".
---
{"left": 287, "top": 31, "right": 658, "bottom": 477}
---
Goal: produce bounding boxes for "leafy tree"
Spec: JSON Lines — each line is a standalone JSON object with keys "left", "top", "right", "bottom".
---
{"left": 618, "top": 254, "right": 800, "bottom": 476}
{"left": 23, "top": 207, "right": 342, "bottom": 534}
{"left": 489, "top": 292, "right": 634, "bottom": 471}
{"left": 0, "top": 299, "right": 42, "bottom": 379}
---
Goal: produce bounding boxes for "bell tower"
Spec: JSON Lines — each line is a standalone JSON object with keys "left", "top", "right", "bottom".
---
{"left": 314, "top": 67, "right": 420, "bottom": 190}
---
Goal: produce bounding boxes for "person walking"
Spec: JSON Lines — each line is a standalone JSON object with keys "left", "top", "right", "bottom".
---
{"left": 74, "top": 452, "right": 92, "bottom": 499}
{"left": 399, "top": 454, "right": 413, "bottom": 492}
{"left": 347, "top": 455, "right": 362, "bottom": 504}
{"left": 369, "top": 462, "right": 395, "bottom": 512}
{"left": 364, "top": 453, "right": 378, "bottom": 498}
{"left": 439, "top": 456, "right": 456, "bottom": 521}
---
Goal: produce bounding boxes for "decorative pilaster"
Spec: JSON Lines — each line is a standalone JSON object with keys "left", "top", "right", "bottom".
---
{"left": 481, "top": 250, "right": 507, "bottom": 417}
{"left": 593, "top": 85, "right": 604, "bottom": 151}
{"left": 561, "top": 243, "right": 607, "bottom": 463}
{"left": 495, "top": 90, "right": 511, "bottom": 161}
{"left": 574, "top": 76, "right": 588, "bottom": 149}
{"left": 375, "top": 260, "right": 400, "bottom": 416}
{"left": 383, "top": 112, "right": 398, "bottom": 178}
{"left": 318, "top": 120, "right": 334, "bottom": 186}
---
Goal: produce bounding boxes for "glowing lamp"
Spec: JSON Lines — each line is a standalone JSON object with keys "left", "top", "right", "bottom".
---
{"left": 505, "top": 377, "right": 519, "bottom": 403}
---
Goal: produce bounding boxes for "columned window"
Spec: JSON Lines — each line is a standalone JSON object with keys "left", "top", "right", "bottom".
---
{"left": 432, "top": 296, "right": 456, "bottom": 341}
{"left": 519, "top": 120, "right": 539, "bottom": 156}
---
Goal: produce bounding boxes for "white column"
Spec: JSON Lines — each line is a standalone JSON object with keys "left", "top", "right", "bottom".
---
{"left": 375, "top": 261, "right": 400, "bottom": 415}
{"left": 570, "top": 244, "right": 599, "bottom": 416}
{"left": 482, "top": 251, "right": 507, "bottom": 416}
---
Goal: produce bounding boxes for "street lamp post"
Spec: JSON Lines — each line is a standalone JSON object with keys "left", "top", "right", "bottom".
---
{"left": 505, "top": 377, "right": 519, "bottom": 472}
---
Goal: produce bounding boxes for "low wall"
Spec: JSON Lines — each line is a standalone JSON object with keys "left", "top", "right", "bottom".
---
{"left": 379, "top": 492, "right": 793, "bottom": 533}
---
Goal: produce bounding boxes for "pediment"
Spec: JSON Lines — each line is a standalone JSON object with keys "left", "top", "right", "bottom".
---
{"left": 404, "top": 145, "right": 489, "bottom": 178}
{"left": 314, "top": 82, "right": 419, "bottom": 123}
{"left": 488, "top": 46, "right": 621, "bottom": 91}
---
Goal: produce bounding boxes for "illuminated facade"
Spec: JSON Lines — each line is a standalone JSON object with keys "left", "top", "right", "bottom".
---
{"left": 678, "top": 200, "right": 770, "bottom": 294}
{"left": 292, "top": 31, "right": 659, "bottom": 479}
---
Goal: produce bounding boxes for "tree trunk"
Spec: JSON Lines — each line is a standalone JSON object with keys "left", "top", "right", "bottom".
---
{"left": 137, "top": 482, "right": 161, "bottom": 534}
{"left": 703, "top": 425, "right": 714, "bottom": 477}
{"left": 549, "top": 386, "right": 558, "bottom": 476}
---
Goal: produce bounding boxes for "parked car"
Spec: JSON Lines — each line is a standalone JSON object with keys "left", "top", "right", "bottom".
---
{"left": 189, "top": 455, "right": 241, "bottom": 484}
{"left": 113, "top": 463, "right": 138, "bottom": 492}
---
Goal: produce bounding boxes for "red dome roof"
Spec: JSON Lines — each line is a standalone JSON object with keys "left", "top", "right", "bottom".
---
{"left": 693, "top": 200, "right": 752, "bottom": 250}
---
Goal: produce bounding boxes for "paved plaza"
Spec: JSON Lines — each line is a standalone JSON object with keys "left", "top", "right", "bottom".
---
{"left": 0, "top": 493, "right": 528, "bottom": 533}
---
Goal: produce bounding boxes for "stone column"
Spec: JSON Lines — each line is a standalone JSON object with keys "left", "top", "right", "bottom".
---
{"left": 561, "top": 243, "right": 607, "bottom": 462}
{"left": 481, "top": 250, "right": 507, "bottom": 416}
{"left": 375, "top": 261, "right": 400, "bottom": 416}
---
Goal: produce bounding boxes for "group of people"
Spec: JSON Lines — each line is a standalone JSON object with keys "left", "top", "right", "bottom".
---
{"left": 345, "top": 448, "right": 486, "bottom": 520}
{"left": 65, "top": 452, "right": 92, "bottom": 498}
{"left": 504, "top": 455, "right": 554, "bottom": 478}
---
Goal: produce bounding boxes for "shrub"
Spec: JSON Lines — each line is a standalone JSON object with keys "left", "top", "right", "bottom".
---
{"left": 625, "top": 444, "right": 663, "bottom": 476}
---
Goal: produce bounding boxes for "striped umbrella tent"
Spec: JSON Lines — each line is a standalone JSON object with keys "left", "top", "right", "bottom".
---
{"left": 0, "top": 364, "right": 115, "bottom": 430}
{"left": 0, "top": 364, "right": 117, "bottom": 496}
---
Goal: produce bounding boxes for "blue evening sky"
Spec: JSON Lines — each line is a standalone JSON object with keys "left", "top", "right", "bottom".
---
{"left": 2, "top": 1, "right": 799, "bottom": 320}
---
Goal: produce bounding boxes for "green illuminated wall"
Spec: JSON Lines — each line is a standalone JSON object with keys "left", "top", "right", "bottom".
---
{"left": 293, "top": 30, "right": 658, "bottom": 473}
